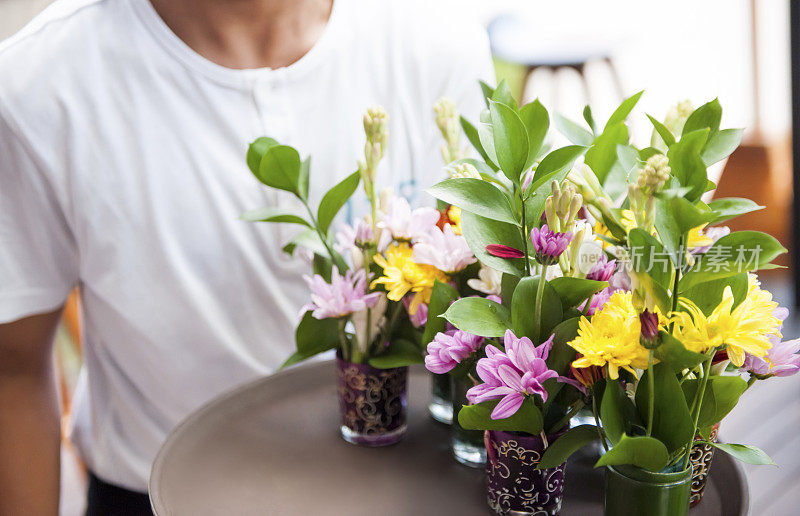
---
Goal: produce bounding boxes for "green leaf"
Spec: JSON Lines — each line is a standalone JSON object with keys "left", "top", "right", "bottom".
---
{"left": 554, "top": 112, "right": 594, "bottom": 146}
{"left": 679, "top": 231, "right": 787, "bottom": 290}
{"left": 681, "top": 273, "right": 749, "bottom": 316}
{"left": 519, "top": 100, "right": 549, "bottom": 169}
{"left": 600, "top": 379, "right": 628, "bottom": 444}
{"left": 501, "top": 273, "right": 520, "bottom": 311}
{"left": 491, "top": 78, "right": 518, "bottom": 110}
{"left": 707, "top": 197, "right": 764, "bottom": 224}
{"left": 479, "top": 80, "right": 495, "bottom": 107}
{"left": 257, "top": 145, "right": 302, "bottom": 195}
{"left": 317, "top": 170, "right": 360, "bottom": 235}
{"left": 654, "top": 195, "right": 716, "bottom": 260}
{"left": 246, "top": 137, "right": 279, "bottom": 175}
{"left": 585, "top": 122, "right": 629, "bottom": 184}
{"left": 490, "top": 100, "right": 529, "bottom": 183}
{"left": 635, "top": 363, "right": 694, "bottom": 453}
{"left": 240, "top": 207, "right": 311, "bottom": 227}
{"left": 427, "top": 178, "right": 518, "bottom": 225}
{"left": 683, "top": 98, "right": 722, "bottom": 136}
{"left": 298, "top": 157, "right": 310, "bottom": 201}
{"left": 422, "top": 280, "right": 460, "bottom": 346}
{"left": 617, "top": 144, "right": 642, "bottom": 176}
{"left": 282, "top": 229, "right": 329, "bottom": 258}
{"left": 538, "top": 425, "right": 599, "bottom": 469}
{"left": 595, "top": 434, "right": 670, "bottom": 472}
{"left": 368, "top": 338, "right": 422, "bottom": 368}
{"left": 458, "top": 397, "right": 543, "bottom": 434}
{"left": 549, "top": 277, "right": 607, "bottom": 311}
{"left": 478, "top": 121, "right": 500, "bottom": 168}
{"left": 460, "top": 116, "right": 495, "bottom": 168}
{"left": 628, "top": 228, "right": 672, "bottom": 288}
{"left": 710, "top": 443, "right": 776, "bottom": 466}
{"left": 461, "top": 211, "right": 525, "bottom": 276}
{"left": 549, "top": 317, "right": 580, "bottom": 375}
{"left": 647, "top": 114, "right": 676, "bottom": 148}
{"left": 605, "top": 91, "right": 644, "bottom": 129}
{"left": 702, "top": 128, "right": 743, "bottom": 166}
{"left": 511, "top": 276, "right": 563, "bottom": 343}
{"left": 286, "top": 311, "right": 341, "bottom": 366}
{"left": 444, "top": 297, "right": 512, "bottom": 337}
{"left": 682, "top": 376, "right": 748, "bottom": 429}
{"left": 583, "top": 105, "right": 597, "bottom": 135}
{"left": 531, "top": 145, "right": 587, "bottom": 189}
{"left": 654, "top": 332, "right": 706, "bottom": 372}
{"left": 667, "top": 128, "right": 709, "bottom": 202}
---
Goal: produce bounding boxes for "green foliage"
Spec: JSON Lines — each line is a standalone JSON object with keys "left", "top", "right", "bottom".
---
{"left": 702, "top": 128, "right": 743, "bottom": 166}
{"left": 501, "top": 273, "right": 520, "bottom": 311}
{"left": 458, "top": 397, "right": 543, "bottom": 434}
{"left": 707, "top": 197, "right": 764, "bottom": 224}
{"left": 519, "top": 99, "right": 549, "bottom": 167}
{"left": 460, "top": 116, "right": 496, "bottom": 169}
{"left": 461, "top": 211, "right": 525, "bottom": 276}
{"left": 681, "top": 375, "right": 748, "bottom": 429}
{"left": 654, "top": 195, "right": 716, "bottom": 260}
{"left": 710, "top": 443, "right": 776, "bottom": 466}
{"left": 491, "top": 78, "right": 518, "bottom": 110}
{"left": 682, "top": 98, "right": 721, "bottom": 136}
{"left": 489, "top": 100, "right": 529, "bottom": 183}
{"left": 585, "top": 122, "right": 629, "bottom": 185}
{"left": 428, "top": 178, "right": 518, "bottom": 225}
{"left": 538, "top": 425, "right": 599, "bottom": 469}
{"left": 667, "top": 128, "right": 709, "bottom": 202}
{"left": 240, "top": 207, "right": 310, "bottom": 227}
{"left": 681, "top": 273, "right": 749, "bottom": 316}
{"left": 654, "top": 332, "right": 706, "bottom": 372}
{"left": 282, "top": 229, "right": 329, "bottom": 258}
{"left": 583, "top": 105, "right": 597, "bottom": 134}
{"left": 256, "top": 145, "right": 304, "bottom": 197}
{"left": 549, "top": 318, "right": 580, "bottom": 375}
{"left": 635, "top": 363, "right": 694, "bottom": 453}
{"left": 368, "top": 339, "right": 422, "bottom": 368}
{"left": 601, "top": 379, "right": 636, "bottom": 444}
{"left": 679, "top": 231, "right": 787, "bottom": 290}
{"left": 554, "top": 112, "right": 594, "bottom": 146}
{"left": 444, "top": 296, "right": 512, "bottom": 337}
{"left": 549, "top": 277, "right": 607, "bottom": 311}
{"left": 280, "top": 311, "right": 341, "bottom": 368}
{"left": 605, "top": 91, "right": 644, "bottom": 130}
{"left": 595, "top": 434, "right": 670, "bottom": 472}
{"left": 511, "top": 276, "right": 563, "bottom": 342}
{"left": 647, "top": 114, "right": 676, "bottom": 148}
{"left": 246, "top": 137, "right": 279, "bottom": 175}
{"left": 422, "top": 281, "right": 460, "bottom": 346}
{"left": 317, "top": 170, "right": 360, "bottom": 235}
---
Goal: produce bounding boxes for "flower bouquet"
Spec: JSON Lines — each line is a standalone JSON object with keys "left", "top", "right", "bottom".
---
{"left": 243, "top": 106, "right": 481, "bottom": 446}
{"left": 423, "top": 82, "right": 792, "bottom": 515}
{"left": 423, "top": 80, "right": 613, "bottom": 513}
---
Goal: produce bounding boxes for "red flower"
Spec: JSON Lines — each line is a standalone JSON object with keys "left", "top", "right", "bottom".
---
{"left": 485, "top": 244, "right": 525, "bottom": 259}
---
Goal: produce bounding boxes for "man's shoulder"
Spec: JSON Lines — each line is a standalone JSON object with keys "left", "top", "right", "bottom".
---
{"left": 0, "top": 0, "right": 123, "bottom": 137}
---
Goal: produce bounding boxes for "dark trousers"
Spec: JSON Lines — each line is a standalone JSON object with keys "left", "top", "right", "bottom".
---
{"left": 86, "top": 472, "right": 153, "bottom": 516}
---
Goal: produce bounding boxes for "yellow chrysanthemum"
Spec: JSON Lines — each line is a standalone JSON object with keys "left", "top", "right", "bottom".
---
{"left": 371, "top": 243, "right": 449, "bottom": 314}
{"left": 447, "top": 205, "right": 462, "bottom": 235}
{"left": 670, "top": 277, "right": 781, "bottom": 366}
{"left": 568, "top": 291, "right": 653, "bottom": 379}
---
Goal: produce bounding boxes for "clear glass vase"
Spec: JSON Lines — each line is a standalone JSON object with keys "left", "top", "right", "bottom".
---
{"left": 429, "top": 372, "right": 453, "bottom": 424}
{"left": 450, "top": 375, "right": 486, "bottom": 468}
{"left": 336, "top": 355, "right": 408, "bottom": 446}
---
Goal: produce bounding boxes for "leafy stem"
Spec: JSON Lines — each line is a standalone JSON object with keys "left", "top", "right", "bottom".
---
{"left": 646, "top": 349, "right": 655, "bottom": 437}
{"left": 669, "top": 234, "right": 685, "bottom": 329}
{"left": 519, "top": 189, "right": 531, "bottom": 276}
{"left": 534, "top": 270, "right": 546, "bottom": 343}
{"left": 592, "top": 390, "right": 609, "bottom": 452}
{"left": 682, "top": 351, "right": 714, "bottom": 470}
{"left": 301, "top": 200, "right": 347, "bottom": 271}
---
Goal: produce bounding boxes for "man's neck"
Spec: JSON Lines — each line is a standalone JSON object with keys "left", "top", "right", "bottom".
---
{"left": 148, "top": 0, "right": 334, "bottom": 70}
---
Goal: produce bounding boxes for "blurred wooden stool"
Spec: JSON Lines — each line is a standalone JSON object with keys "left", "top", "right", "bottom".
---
{"left": 487, "top": 13, "right": 625, "bottom": 104}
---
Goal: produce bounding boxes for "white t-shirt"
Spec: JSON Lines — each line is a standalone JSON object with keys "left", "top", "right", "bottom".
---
{"left": 0, "top": 0, "right": 493, "bottom": 491}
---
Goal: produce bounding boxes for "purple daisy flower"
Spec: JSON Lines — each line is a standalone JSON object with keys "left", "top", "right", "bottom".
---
{"left": 586, "top": 255, "right": 616, "bottom": 282}
{"left": 530, "top": 224, "right": 572, "bottom": 266}
{"left": 424, "top": 330, "right": 485, "bottom": 374}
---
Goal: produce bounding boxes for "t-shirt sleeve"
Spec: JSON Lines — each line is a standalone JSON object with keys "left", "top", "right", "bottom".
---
{"left": 0, "top": 111, "right": 79, "bottom": 323}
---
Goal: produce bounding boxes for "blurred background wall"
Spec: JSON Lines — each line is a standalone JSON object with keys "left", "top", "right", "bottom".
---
{"left": 0, "top": 1, "right": 796, "bottom": 514}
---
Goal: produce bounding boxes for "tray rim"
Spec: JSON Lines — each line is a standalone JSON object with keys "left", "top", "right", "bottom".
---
{"left": 149, "top": 360, "right": 750, "bottom": 515}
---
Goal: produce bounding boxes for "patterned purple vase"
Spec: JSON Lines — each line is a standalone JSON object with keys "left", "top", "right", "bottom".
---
{"left": 486, "top": 429, "right": 568, "bottom": 515}
{"left": 689, "top": 422, "right": 721, "bottom": 507}
{"left": 336, "top": 356, "right": 408, "bottom": 446}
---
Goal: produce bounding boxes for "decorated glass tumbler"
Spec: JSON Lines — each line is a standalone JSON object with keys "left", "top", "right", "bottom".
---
{"left": 486, "top": 429, "right": 568, "bottom": 515}
{"left": 336, "top": 354, "right": 408, "bottom": 446}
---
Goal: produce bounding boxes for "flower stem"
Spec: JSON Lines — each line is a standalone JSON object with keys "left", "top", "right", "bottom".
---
{"left": 592, "top": 392, "right": 609, "bottom": 452}
{"left": 646, "top": 349, "right": 655, "bottom": 437}
{"left": 534, "top": 270, "right": 547, "bottom": 343}
{"left": 339, "top": 319, "right": 355, "bottom": 362}
{"left": 682, "top": 352, "right": 713, "bottom": 470}
{"left": 302, "top": 200, "right": 347, "bottom": 271}
{"left": 669, "top": 235, "right": 685, "bottom": 331}
{"left": 375, "top": 300, "right": 403, "bottom": 355}
{"left": 519, "top": 190, "right": 531, "bottom": 276}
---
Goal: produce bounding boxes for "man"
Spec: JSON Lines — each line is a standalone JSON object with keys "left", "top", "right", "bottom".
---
{"left": 0, "top": 0, "right": 493, "bottom": 513}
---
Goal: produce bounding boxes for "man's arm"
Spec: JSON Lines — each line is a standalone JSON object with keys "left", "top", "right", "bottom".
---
{"left": 0, "top": 308, "right": 63, "bottom": 516}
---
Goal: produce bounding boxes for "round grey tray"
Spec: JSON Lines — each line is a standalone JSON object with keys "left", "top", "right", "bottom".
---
{"left": 150, "top": 361, "right": 748, "bottom": 515}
